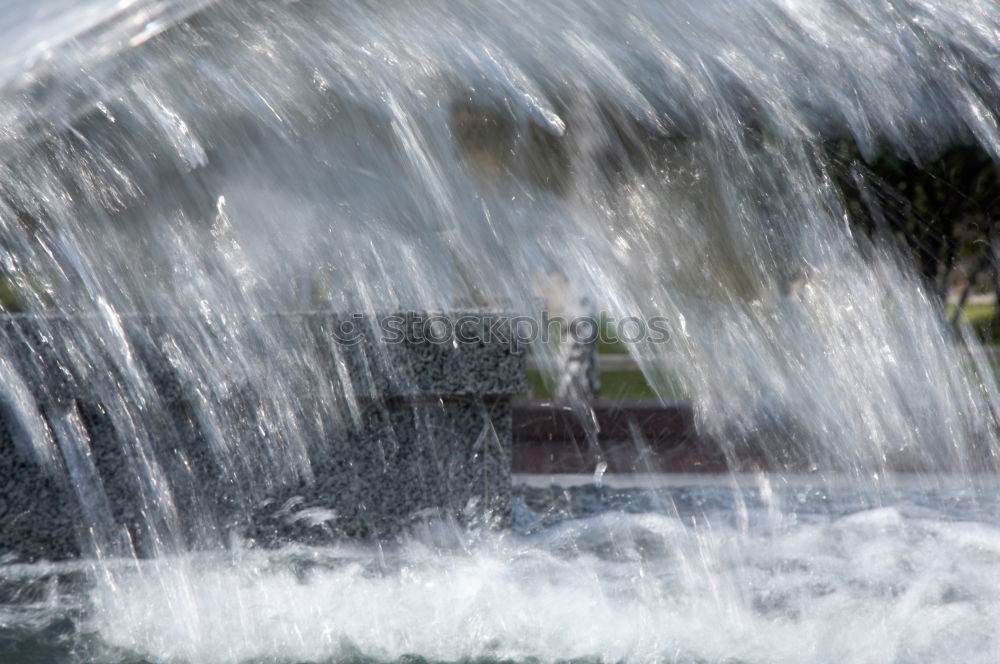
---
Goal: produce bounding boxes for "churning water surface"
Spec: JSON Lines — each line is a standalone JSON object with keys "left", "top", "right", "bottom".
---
{"left": 4, "top": 478, "right": 1000, "bottom": 664}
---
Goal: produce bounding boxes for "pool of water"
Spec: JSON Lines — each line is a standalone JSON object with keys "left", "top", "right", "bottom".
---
{"left": 4, "top": 477, "right": 1000, "bottom": 664}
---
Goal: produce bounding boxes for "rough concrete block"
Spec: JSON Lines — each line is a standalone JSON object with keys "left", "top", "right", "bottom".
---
{"left": 0, "top": 312, "right": 525, "bottom": 559}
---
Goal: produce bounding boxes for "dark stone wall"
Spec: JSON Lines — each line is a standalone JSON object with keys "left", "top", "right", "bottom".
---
{"left": 0, "top": 312, "right": 525, "bottom": 560}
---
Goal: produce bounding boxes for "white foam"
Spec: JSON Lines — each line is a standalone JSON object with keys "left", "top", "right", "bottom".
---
{"left": 79, "top": 507, "right": 1000, "bottom": 664}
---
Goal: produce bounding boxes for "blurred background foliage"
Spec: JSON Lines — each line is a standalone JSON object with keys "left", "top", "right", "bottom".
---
{"left": 830, "top": 140, "right": 1000, "bottom": 340}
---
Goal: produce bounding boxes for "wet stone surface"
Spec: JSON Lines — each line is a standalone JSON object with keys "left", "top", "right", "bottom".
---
{"left": 0, "top": 312, "right": 526, "bottom": 559}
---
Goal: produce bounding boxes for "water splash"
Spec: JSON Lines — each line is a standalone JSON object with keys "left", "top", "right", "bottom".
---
{"left": 1, "top": 0, "right": 1000, "bottom": 659}
{"left": 4, "top": 480, "right": 1000, "bottom": 663}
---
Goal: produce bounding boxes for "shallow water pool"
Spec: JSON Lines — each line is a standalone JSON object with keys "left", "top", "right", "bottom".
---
{"left": 3, "top": 476, "right": 1000, "bottom": 664}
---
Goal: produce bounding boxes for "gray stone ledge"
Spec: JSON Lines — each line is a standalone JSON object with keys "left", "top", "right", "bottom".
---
{"left": 0, "top": 311, "right": 526, "bottom": 560}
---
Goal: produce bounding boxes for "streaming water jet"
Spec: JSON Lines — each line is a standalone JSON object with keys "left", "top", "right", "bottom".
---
{"left": 1, "top": 0, "right": 1000, "bottom": 662}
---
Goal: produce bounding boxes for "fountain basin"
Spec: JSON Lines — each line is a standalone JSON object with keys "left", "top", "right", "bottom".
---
{"left": 0, "top": 311, "right": 526, "bottom": 559}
